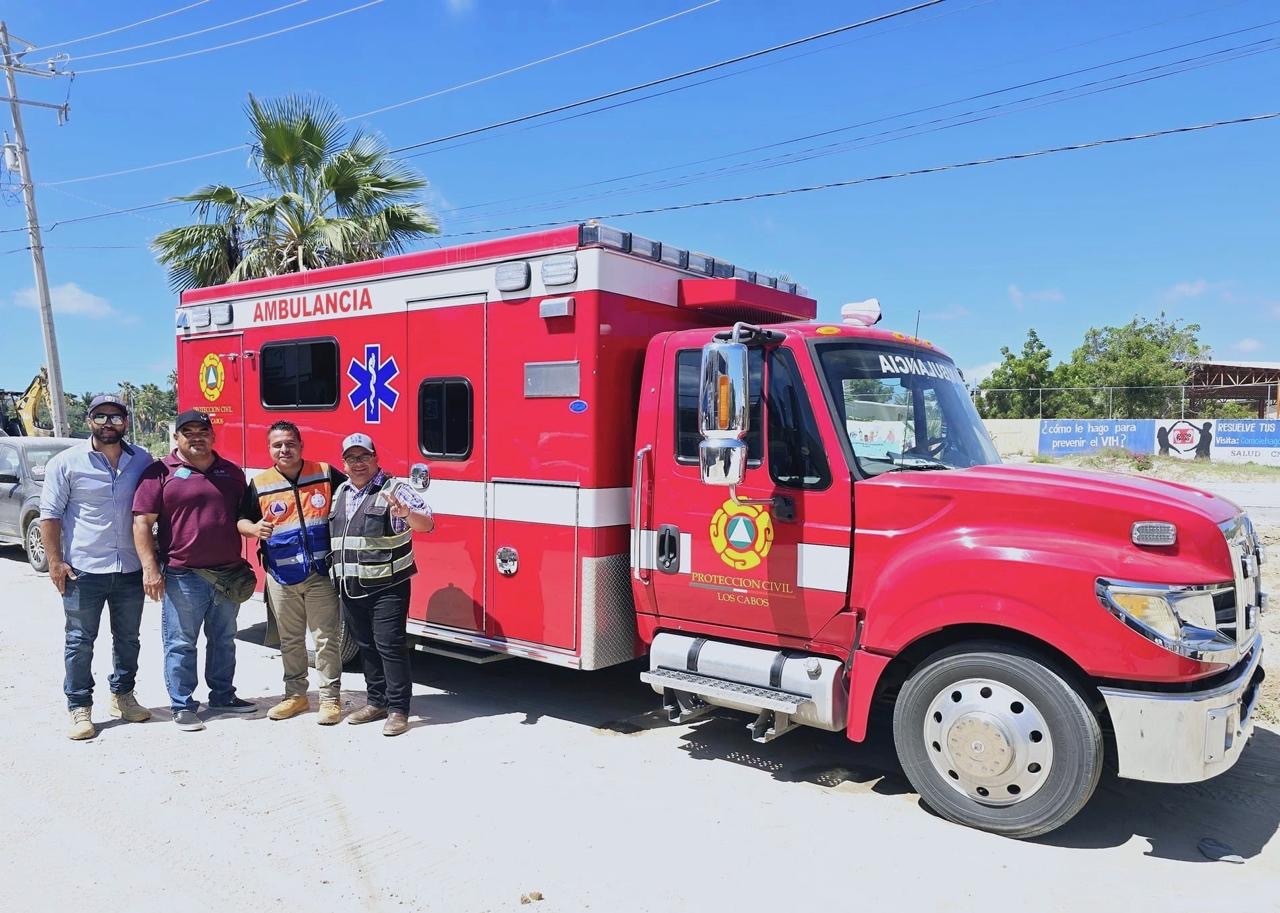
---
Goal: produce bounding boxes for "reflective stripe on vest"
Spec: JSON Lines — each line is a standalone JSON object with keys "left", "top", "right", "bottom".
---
{"left": 254, "top": 461, "right": 335, "bottom": 586}
{"left": 330, "top": 476, "right": 417, "bottom": 598}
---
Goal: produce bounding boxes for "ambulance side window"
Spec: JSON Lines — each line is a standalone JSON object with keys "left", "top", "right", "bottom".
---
{"left": 419, "top": 378, "right": 472, "bottom": 460}
{"left": 674, "top": 349, "right": 762, "bottom": 464}
{"left": 260, "top": 339, "right": 339, "bottom": 409}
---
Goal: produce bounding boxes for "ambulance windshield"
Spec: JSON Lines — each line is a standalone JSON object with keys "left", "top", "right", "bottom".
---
{"left": 815, "top": 343, "right": 1000, "bottom": 476}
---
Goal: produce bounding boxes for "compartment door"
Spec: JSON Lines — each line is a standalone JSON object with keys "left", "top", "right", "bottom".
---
{"left": 486, "top": 482, "right": 578, "bottom": 651}
{"left": 178, "top": 333, "right": 245, "bottom": 466}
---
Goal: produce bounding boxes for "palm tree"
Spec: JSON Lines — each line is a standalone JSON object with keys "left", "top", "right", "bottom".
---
{"left": 153, "top": 94, "right": 438, "bottom": 291}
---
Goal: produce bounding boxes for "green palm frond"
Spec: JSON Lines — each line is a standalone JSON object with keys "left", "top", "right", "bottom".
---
{"left": 155, "top": 93, "right": 438, "bottom": 289}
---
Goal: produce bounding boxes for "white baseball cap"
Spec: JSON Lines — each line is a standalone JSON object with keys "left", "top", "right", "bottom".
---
{"left": 341, "top": 432, "right": 376, "bottom": 455}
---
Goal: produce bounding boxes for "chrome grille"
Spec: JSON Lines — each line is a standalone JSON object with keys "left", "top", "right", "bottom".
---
{"left": 1219, "top": 516, "right": 1261, "bottom": 650}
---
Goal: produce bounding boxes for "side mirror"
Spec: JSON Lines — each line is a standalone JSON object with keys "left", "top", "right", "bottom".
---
{"left": 698, "top": 340, "right": 749, "bottom": 439}
{"left": 697, "top": 340, "right": 749, "bottom": 487}
{"left": 698, "top": 440, "right": 746, "bottom": 487}
{"left": 409, "top": 462, "right": 431, "bottom": 490}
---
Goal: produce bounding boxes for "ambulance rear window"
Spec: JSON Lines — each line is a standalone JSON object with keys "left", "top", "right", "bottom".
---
{"left": 420, "top": 378, "right": 472, "bottom": 460}
{"left": 260, "top": 339, "right": 339, "bottom": 409}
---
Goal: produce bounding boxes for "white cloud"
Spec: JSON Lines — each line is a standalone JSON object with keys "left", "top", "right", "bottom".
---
{"left": 1162, "top": 279, "right": 1210, "bottom": 301}
{"left": 964, "top": 361, "right": 1000, "bottom": 384}
{"left": 1234, "top": 337, "right": 1263, "bottom": 354}
{"left": 926, "top": 304, "right": 971, "bottom": 322}
{"left": 1007, "top": 284, "right": 1064, "bottom": 310}
{"left": 446, "top": 0, "right": 475, "bottom": 13}
{"left": 14, "top": 282, "right": 117, "bottom": 319}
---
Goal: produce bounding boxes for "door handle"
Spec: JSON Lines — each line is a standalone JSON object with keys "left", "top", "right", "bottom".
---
{"left": 632, "top": 445, "right": 652, "bottom": 584}
{"left": 656, "top": 524, "right": 680, "bottom": 574}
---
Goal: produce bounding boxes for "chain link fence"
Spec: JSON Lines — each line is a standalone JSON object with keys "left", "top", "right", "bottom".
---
{"left": 971, "top": 384, "right": 1276, "bottom": 420}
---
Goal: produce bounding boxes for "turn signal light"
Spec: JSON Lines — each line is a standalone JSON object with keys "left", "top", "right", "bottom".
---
{"left": 717, "top": 375, "right": 731, "bottom": 430}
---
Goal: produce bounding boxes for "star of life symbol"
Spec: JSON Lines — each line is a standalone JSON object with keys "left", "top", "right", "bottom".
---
{"left": 347, "top": 343, "right": 400, "bottom": 424}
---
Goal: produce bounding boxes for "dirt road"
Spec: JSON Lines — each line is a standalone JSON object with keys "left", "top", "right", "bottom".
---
{"left": 1, "top": 552, "right": 1277, "bottom": 913}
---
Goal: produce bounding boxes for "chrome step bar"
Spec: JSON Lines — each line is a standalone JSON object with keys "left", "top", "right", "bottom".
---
{"left": 640, "top": 667, "right": 814, "bottom": 742}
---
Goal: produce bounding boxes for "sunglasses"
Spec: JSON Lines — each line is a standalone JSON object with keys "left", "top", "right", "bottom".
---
{"left": 89, "top": 414, "right": 127, "bottom": 427}
{"left": 343, "top": 452, "right": 374, "bottom": 464}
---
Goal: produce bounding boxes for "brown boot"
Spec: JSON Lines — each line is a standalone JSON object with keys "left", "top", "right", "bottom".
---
{"left": 109, "top": 692, "right": 152, "bottom": 723}
{"left": 346, "top": 704, "right": 387, "bottom": 725}
{"left": 317, "top": 700, "right": 342, "bottom": 726}
{"left": 267, "top": 695, "right": 309, "bottom": 721}
{"left": 68, "top": 707, "right": 96, "bottom": 741}
{"left": 383, "top": 711, "right": 408, "bottom": 737}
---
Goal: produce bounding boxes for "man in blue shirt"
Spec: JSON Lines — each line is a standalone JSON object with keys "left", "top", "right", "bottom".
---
{"left": 40, "top": 395, "right": 154, "bottom": 740}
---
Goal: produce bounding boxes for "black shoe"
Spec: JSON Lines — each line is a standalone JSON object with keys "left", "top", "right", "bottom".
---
{"left": 208, "top": 697, "right": 257, "bottom": 714}
{"left": 173, "top": 710, "right": 205, "bottom": 731}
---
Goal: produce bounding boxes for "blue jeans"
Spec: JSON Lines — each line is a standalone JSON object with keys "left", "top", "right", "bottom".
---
{"left": 63, "top": 571, "right": 144, "bottom": 710}
{"left": 160, "top": 567, "right": 241, "bottom": 713}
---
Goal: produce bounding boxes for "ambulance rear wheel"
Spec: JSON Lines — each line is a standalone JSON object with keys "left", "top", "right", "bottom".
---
{"left": 892, "top": 645, "right": 1102, "bottom": 839}
{"left": 338, "top": 612, "right": 360, "bottom": 665}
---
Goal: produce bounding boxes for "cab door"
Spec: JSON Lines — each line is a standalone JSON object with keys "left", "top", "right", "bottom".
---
{"left": 644, "top": 339, "right": 851, "bottom": 640}
{"left": 177, "top": 334, "right": 245, "bottom": 466}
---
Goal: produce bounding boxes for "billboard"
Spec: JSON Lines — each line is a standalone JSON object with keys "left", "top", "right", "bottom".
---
{"left": 1037, "top": 418, "right": 1280, "bottom": 465}
{"left": 1037, "top": 419, "right": 1155, "bottom": 456}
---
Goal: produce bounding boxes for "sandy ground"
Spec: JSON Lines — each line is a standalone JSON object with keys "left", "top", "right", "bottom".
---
{"left": 1, "top": 550, "right": 1279, "bottom": 913}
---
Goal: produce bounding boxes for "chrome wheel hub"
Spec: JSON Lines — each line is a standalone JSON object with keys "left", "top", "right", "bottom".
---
{"left": 923, "top": 678, "right": 1053, "bottom": 805}
{"left": 26, "top": 524, "right": 44, "bottom": 562}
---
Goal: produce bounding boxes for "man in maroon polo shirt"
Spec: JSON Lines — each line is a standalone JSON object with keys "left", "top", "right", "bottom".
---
{"left": 133, "top": 410, "right": 255, "bottom": 731}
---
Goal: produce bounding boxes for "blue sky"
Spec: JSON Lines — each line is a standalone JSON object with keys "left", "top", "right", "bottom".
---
{"left": 1, "top": 0, "right": 1277, "bottom": 394}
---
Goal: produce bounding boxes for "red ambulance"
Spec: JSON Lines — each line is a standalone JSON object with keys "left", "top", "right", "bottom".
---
{"left": 176, "top": 222, "right": 1265, "bottom": 837}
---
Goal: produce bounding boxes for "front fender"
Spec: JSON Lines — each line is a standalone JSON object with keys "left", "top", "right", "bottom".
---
{"left": 855, "top": 527, "right": 1212, "bottom": 683}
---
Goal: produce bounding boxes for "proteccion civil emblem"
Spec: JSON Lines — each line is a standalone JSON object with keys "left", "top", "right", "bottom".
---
{"left": 198, "top": 353, "right": 225, "bottom": 402}
{"left": 710, "top": 499, "right": 774, "bottom": 571}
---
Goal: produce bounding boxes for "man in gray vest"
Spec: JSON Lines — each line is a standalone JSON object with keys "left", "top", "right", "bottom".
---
{"left": 331, "top": 433, "right": 433, "bottom": 736}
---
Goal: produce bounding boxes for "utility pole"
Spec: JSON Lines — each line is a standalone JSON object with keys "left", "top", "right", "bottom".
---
{"left": 1, "top": 21, "right": 70, "bottom": 436}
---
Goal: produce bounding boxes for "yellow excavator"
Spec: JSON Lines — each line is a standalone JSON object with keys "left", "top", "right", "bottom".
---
{"left": 0, "top": 369, "right": 53, "bottom": 437}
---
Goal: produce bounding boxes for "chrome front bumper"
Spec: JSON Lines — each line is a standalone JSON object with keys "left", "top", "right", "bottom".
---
{"left": 1099, "top": 641, "right": 1265, "bottom": 783}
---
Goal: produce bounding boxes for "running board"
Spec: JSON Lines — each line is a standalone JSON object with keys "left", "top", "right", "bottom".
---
{"left": 641, "top": 667, "right": 813, "bottom": 718}
{"left": 413, "top": 642, "right": 513, "bottom": 664}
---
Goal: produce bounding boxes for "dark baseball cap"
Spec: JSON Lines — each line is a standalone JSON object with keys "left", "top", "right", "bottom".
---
{"left": 175, "top": 409, "right": 213, "bottom": 431}
{"left": 88, "top": 394, "right": 128, "bottom": 415}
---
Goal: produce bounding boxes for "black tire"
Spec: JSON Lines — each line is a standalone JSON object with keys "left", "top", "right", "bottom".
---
{"left": 338, "top": 610, "right": 360, "bottom": 665}
{"left": 892, "top": 645, "right": 1102, "bottom": 839}
{"left": 24, "top": 517, "right": 48, "bottom": 573}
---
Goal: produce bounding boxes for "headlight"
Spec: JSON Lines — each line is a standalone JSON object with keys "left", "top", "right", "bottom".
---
{"left": 1097, "top": 579, "right": 1235, "bottom": 663}
{"left": 1109, "top": 592, "right": 1180, "bottom": 640}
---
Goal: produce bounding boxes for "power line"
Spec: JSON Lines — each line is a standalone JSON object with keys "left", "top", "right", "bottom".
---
{"left": 74, "top": 0, "right": 385, "bottom": 74}
{"left": 439, "top": 25, "right": 1280, "bottom": 225}
{"left": 32, "top": 1, "right": 214, "bottom": 53}
{"left": 41, "top": 0, "right": 724, "bottom": 185}
{"left": 63, "top": 1, "right": 313, "bottom": 63}
{"left": 345, "top": 0, "right": 722, "bottom": 121}
{"left": 387, "top": 0, "right": 950, "bottom": 155}
{"left": 426, "top": 112, "right": 1280, "bottom": 239}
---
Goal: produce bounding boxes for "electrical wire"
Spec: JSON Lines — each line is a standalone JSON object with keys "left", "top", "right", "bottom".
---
{"left": 386, "top": 0, "right": 949, "bottom": 155}
{"left": 31, "top": 0, "right": 214, "bottom": 53}
{"left": 42, "top": 0, "right": 724, "bottom": 186}
{"left": 62, "top": 1, "right": 312, "bottom": 63}
{"left": 426, "top": 112, "right": 1280, "bottom": 239}
{"left": 437, "top": 26, "right": 1280, "bottom": 225}
{"left": 74, "top": 0, "right": 385, "bottom": 75}
{"left": 343, "top": 0, "right": 722, "bottom": 121}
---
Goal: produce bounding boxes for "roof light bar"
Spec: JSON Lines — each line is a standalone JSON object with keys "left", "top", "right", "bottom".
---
{"left": 629, "top": 235, "right": 660, "bottom": 260}
{"left": 687, "top": 252, "right": 714, "bottom": 276}
{"left": 659, "top": 243, "right": 688, "bottom": 269}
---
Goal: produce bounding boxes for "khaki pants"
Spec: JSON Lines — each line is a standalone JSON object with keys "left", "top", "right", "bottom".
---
{"left": 266, "top": 572, "right": 341, "bottom": 702}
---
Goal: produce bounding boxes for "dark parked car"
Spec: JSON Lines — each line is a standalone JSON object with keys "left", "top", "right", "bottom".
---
{"left": 0, "top": 437, "right": 78, "bottom": 572}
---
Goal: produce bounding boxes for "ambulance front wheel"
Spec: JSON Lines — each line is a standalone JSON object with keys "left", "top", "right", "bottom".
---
{"left": 892, "top": 644, "right": 1103, "bottom": 839}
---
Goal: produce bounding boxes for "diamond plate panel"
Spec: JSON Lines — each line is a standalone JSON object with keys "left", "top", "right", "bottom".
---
{"left": 579, "top": 554, "right": 639, "bottom": 670}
